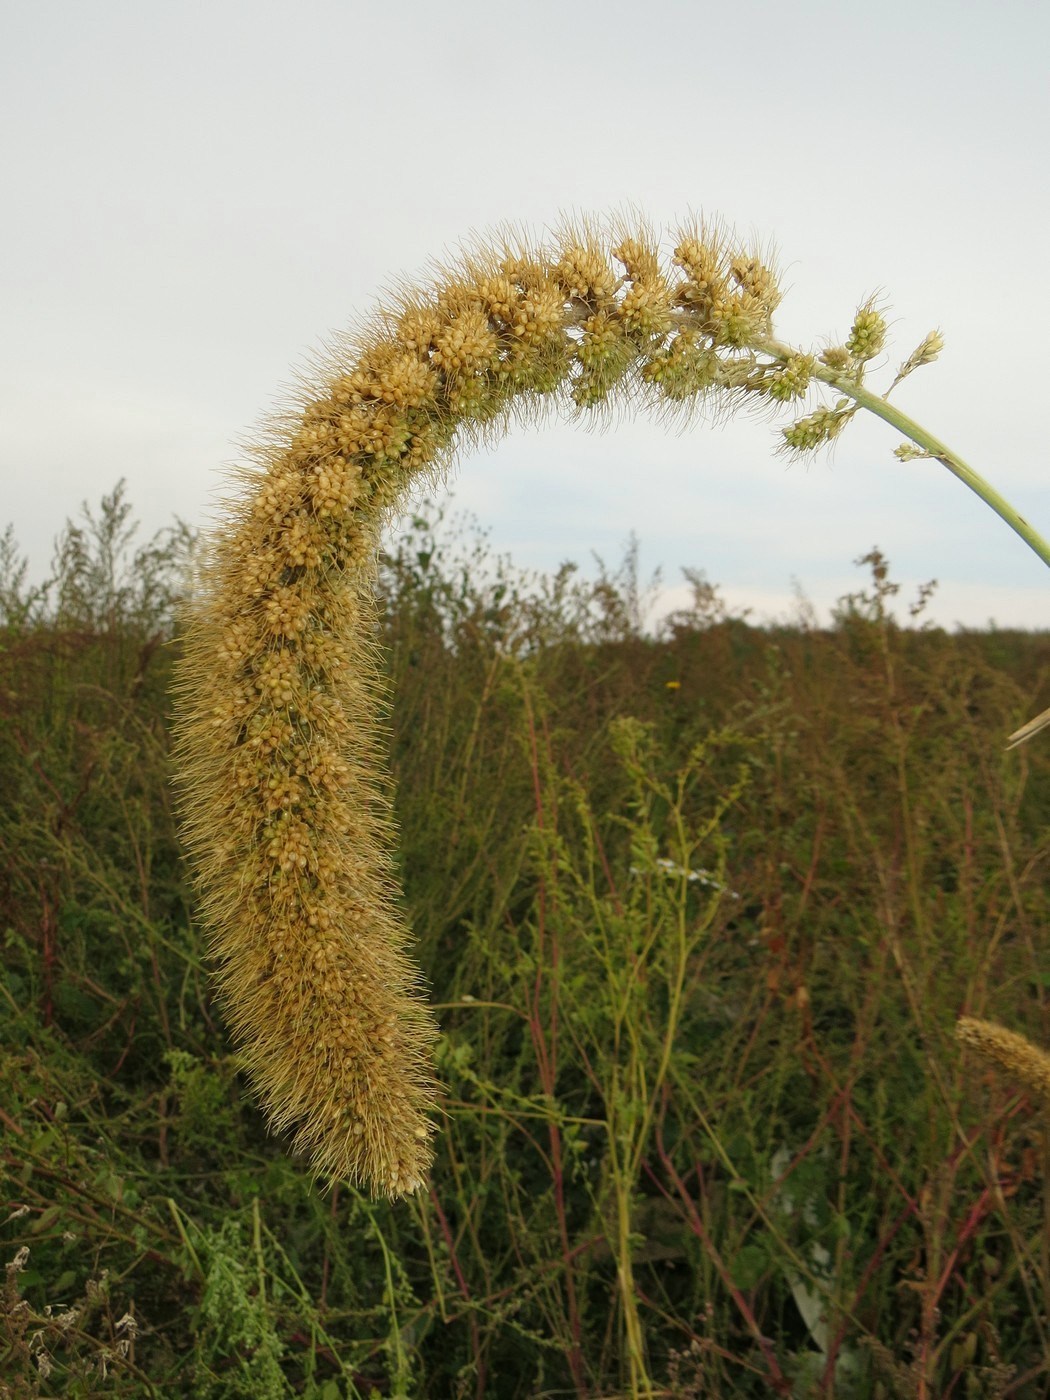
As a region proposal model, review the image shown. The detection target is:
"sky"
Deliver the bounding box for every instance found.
[4,0,1050,629]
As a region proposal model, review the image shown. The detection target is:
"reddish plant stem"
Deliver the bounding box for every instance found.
[39,881,55,1028]
[429,1185,486,1400]
[521,685,587,1397]
[650,1121,791,1394]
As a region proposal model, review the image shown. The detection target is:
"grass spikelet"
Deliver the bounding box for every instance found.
[956,1016,1050,1105]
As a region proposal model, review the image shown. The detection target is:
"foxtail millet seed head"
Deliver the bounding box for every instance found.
[175,215,933,1198]
[956,1016,1050,1106]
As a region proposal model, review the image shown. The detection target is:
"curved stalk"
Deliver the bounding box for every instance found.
[761,336,1050,572]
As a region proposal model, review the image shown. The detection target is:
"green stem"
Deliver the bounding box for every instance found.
[760,337,1050,573]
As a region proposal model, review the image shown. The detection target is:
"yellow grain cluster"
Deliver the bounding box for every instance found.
[172,218,785,1197]
[956,1016,1050,1106]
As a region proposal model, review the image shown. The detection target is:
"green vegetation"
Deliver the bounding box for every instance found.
[3,485,1050,1397]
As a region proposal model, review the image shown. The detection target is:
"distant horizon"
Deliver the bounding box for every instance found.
[7,477,1050,638]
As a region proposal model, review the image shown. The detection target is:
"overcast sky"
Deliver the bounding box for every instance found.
[4,0,1050,627]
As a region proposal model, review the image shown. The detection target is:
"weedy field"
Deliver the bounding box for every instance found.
[2,486,1050,1398]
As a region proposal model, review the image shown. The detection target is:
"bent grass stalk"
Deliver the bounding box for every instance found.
[173,214,1048,1199]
